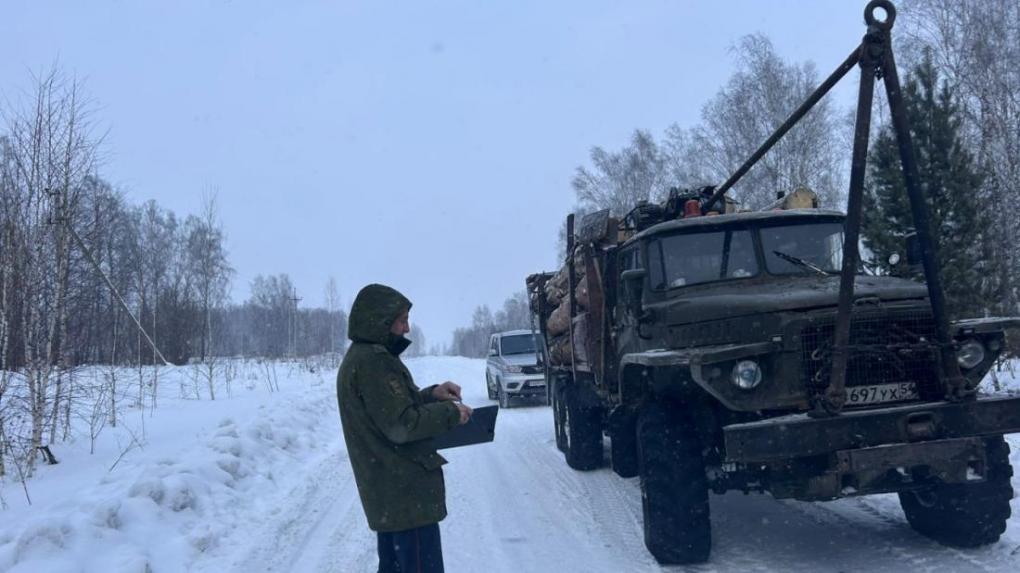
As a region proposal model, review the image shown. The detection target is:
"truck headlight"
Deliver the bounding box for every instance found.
[956,340,985,369]
[505,365,522,373]
[731,360,762,390]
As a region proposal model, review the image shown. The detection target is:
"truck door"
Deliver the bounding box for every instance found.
[616,245,644,354]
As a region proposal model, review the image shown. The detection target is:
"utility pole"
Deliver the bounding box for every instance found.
[47,188,169,366]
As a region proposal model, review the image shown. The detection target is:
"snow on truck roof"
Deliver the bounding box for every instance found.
[627,208,845,245]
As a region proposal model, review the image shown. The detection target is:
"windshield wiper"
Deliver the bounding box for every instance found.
[772,250,833,276]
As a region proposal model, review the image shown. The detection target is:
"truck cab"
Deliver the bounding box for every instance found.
[614,208,978,412]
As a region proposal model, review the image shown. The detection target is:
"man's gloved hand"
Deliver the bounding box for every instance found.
[431,381,462,402]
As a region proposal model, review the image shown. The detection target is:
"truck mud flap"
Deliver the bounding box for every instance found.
[723,396,1020,463]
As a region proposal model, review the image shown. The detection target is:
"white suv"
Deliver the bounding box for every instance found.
[485,330,547,408]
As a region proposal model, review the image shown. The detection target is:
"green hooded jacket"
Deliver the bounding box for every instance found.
[337,284,461,532]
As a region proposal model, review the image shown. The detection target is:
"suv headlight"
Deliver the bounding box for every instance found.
[731,360,762,390]
[505,365,522,373]
[956,340,985,370]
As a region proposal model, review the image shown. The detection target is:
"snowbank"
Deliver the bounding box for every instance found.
[0,361,338,573]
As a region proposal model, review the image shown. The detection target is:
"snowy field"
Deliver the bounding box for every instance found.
[1,357,1019,572]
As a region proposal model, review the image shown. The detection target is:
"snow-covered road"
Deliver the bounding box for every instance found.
[235,357,1020,573]
[2,357,1018,572]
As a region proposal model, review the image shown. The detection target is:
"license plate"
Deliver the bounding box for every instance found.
[846,382,918,406]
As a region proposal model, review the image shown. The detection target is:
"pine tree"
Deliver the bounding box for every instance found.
[861,53,989,319]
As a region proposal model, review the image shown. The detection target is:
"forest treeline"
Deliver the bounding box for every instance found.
[0,72,349,371]
[0,70,355,479]
[449,291,532,358]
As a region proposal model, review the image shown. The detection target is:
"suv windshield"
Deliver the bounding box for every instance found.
[761,222,844,275]
[500,334,537,355]
[650,229,758,289]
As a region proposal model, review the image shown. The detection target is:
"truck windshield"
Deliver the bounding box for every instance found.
[760,222,844,275]
[500,334,537,355]
[650,229,758,289]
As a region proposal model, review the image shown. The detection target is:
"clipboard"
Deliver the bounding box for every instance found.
[433,405,498,450]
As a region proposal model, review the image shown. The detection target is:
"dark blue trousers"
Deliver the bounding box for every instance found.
[377,522,444,573]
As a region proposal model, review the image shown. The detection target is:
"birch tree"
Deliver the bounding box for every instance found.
[1,68,101,474]
[324,276,341,360]
[186,193,232,362]
[573,130,670,216]
[570,34,848,220]
[665,34,848,210]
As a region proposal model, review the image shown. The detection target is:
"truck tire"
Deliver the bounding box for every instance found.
[898,435,1013,547]
[562,383,604,470]
[486,372,497,400]
[637,402,711,564]
[610,422,640,479]
[552,379,568,452]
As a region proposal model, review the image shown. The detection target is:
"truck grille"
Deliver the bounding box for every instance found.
[800,309,941,401]
[520,365,543,375]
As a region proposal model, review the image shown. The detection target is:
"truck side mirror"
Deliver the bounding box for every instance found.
[904,233,922,266]
[621,268,647,283]
[488,347,498,357]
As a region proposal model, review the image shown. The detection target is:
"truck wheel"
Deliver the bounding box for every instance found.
[610,421,639,478]
[637,402,711,564]
[486,373,497,400]
[552,379,568,452]
[898,435,1013,547]
[562,383,604,470]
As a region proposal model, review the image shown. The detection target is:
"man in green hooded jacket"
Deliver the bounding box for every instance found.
[338,283,472,573]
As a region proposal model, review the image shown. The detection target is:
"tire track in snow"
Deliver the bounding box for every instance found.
[443,404,645,572]
[231,449,374,572]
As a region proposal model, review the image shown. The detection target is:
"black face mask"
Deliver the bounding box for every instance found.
[385,333,412,356]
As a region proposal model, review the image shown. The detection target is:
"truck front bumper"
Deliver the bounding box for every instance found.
[724,395,1020,463]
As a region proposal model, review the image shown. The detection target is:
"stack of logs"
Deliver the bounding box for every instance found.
[542,247,589,366]
[528,209,629,368]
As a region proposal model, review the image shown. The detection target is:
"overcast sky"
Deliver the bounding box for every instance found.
[3,0,872,348]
